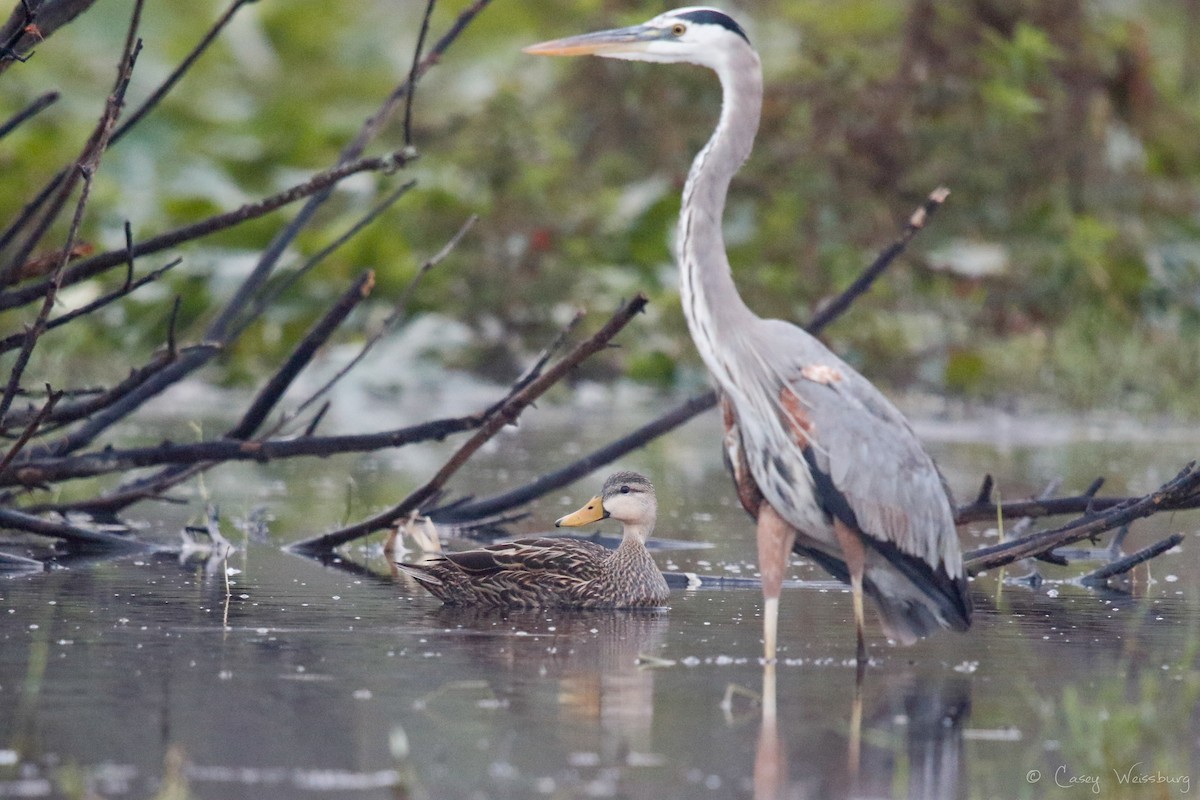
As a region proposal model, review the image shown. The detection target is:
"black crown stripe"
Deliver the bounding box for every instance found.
[677,9,750,44]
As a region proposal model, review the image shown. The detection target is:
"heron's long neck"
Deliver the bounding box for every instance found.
[678,49,763,385]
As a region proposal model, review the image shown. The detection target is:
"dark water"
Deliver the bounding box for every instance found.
[2,400,1199,799]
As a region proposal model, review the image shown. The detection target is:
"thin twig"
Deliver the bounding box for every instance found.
[0,90,57,139]
[3,344,217,433]
[6,413,491,489]
[808,187,949,332]
[1078,533,1184,585]
[111,0,252,145]
[230,270,376,440]
[0,256,184,356]
[0,27,143,418]
[235,181,418,341]
[0,385,61,472]
[0,151,412,311]
[286,213,475,422]
[404,0,437,147]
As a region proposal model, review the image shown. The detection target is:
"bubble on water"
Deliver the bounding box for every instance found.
[568,752,600,767]
[353,689,372,700]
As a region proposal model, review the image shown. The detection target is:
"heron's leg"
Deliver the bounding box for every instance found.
[833,519,868,664]
[757,504,797,663]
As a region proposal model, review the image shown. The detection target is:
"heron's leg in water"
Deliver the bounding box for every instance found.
[833,519,868,664]
[756,504,797,663]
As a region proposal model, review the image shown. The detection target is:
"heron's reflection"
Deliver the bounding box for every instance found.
[753,665,972,800]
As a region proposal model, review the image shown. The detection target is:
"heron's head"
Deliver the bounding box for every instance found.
[555,471,657,539]
[524,7,752,71]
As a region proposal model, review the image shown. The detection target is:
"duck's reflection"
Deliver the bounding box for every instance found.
[754,666,972,800]
[426,606,668,746]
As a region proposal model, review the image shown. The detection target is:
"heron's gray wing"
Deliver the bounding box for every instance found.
[780,365,971,631]
[779,362,962,579]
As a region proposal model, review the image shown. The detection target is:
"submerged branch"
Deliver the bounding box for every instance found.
[964,462,1200,574]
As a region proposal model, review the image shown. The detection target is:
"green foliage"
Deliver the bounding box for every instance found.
[4,1,1200,411]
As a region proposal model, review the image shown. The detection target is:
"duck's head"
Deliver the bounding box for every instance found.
[555,471,657,541]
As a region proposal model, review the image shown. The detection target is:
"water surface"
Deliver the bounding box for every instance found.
[2,397,1198,799]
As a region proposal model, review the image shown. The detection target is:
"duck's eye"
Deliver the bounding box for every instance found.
[670,23,686,37]
[620,485,630,494]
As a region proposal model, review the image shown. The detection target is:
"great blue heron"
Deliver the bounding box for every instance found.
[526,7,971,662]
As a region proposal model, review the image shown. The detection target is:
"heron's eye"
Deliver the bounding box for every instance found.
[670,23,686,37]
[620,485,630,494]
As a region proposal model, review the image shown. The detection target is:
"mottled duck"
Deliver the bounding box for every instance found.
[398,471,670,609]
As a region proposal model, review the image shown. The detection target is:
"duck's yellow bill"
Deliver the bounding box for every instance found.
[555,495,607,527]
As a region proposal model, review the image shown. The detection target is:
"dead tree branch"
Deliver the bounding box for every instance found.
[0,506,148,551]
[0,20,141,418]
[288,294,649,555]
[964,462,1200,573]
[0,151,411,303]
[1079,533,1184,585]
[0,90,57,139]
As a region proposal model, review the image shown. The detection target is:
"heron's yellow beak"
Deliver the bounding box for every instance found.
[555,495,608,527]
[524,25,659,58]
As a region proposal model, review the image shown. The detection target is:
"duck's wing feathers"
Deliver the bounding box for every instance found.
[442,537,610,579]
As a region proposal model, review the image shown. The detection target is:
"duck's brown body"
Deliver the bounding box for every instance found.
[401,535,669,609]
[399,472,670,610]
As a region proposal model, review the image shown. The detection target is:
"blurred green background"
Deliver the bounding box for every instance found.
[3,0,1200,413]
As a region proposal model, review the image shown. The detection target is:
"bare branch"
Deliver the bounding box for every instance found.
[808,186,949,333]
[1079,533,1184,585]
[0,90,57,139]
[0,258,184,356]
[233,270,377,440]
[285,213,475,423]
[0,384,61,472]
[0,25,142,417]
[4,413,490,488]
[964,462,1200,573]
[0,151,412,308]
[0,506,148,551]
[404,0,437,147]
[288,294,649,554]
